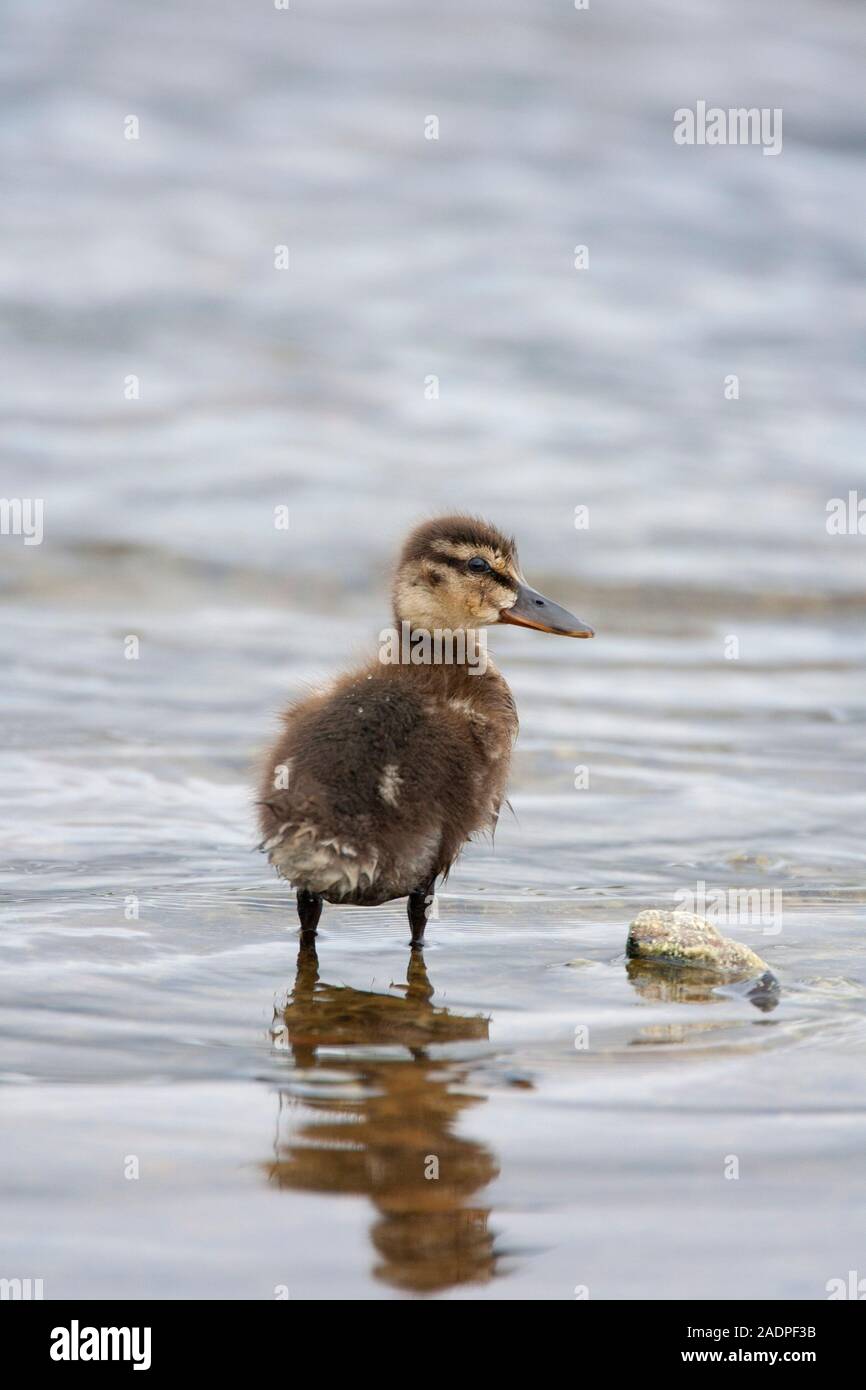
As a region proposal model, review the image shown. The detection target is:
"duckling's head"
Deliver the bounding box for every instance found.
[392,514,594,637]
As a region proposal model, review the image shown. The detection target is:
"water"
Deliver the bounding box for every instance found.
[1,0,865,1299]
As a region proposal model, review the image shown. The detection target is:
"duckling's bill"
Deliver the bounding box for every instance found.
[499,580,594,638]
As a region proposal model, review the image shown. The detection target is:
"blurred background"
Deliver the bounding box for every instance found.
[1,0,865,1301]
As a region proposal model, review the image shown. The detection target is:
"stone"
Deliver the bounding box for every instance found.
[626,909,770,977]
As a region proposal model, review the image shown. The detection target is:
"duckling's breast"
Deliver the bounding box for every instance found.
[260,663,517,904]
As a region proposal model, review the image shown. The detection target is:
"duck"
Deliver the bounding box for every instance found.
[258,515,594,946]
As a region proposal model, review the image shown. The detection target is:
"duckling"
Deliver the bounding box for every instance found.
[258,515,593,946]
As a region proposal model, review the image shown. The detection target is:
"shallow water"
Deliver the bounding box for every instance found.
[1,0,866,1299]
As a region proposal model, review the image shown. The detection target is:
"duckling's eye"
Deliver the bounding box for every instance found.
[467,556,490,574]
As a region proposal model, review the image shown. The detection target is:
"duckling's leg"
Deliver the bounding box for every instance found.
[407,879,436,948]
[296,888,323,939]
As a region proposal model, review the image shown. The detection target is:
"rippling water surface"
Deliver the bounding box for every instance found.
[1,0,865,1298]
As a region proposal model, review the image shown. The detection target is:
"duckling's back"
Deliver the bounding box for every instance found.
[258,659,516,906]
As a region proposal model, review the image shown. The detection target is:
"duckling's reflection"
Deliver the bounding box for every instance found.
[266,944,499,1293]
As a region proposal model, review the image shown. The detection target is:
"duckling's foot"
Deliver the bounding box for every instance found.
[296,888,323,940]
[407,881,435,948]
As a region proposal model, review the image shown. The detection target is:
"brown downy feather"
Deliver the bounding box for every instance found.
[258,657,517,905]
